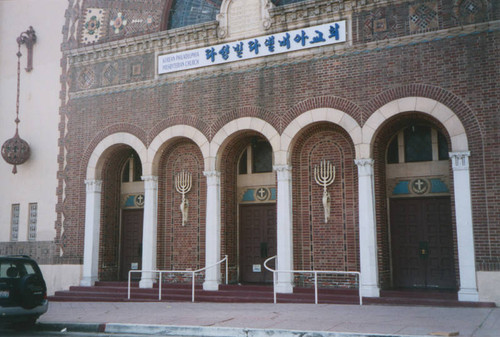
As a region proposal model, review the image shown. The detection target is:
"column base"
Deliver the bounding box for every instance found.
[80,276,97,287]
[203,280,220,291]
[275,281,294,294]
[360,284,380,298]
[458,288,479,302]
[139,278,155,289]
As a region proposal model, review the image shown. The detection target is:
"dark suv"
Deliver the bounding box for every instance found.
[0,256,48,326]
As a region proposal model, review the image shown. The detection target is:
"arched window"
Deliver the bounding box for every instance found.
[167,0,222,30]
[271,0,308,6]
[386,125,449,164]
[238,139,273,174]
[122,151,143,182]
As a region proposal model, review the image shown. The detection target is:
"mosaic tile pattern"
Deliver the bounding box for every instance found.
[409,2,439,32]
[78,68,95,89]
[102,63,119,86]
[79,0,163,47]
[81,8,106,44]
[360,7,403,42]
[458,0,488,24]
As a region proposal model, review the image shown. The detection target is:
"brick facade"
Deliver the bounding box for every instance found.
[34,0,499,295]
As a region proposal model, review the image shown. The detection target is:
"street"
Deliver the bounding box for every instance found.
[0,328,194,337]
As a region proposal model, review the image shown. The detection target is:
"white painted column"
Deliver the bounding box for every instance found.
[203,171,221,291]
[450,152,479,301]
[274,165,294,293]
[139,175,158,288]
[355,159,380,297]
[81,179,103,286]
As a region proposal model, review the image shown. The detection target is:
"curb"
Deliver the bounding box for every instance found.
[38,322,431,337]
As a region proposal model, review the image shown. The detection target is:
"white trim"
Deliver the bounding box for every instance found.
[281,108,362,164]
[147,125,209,175]
[86,133,147,180]
[211,117,279,171]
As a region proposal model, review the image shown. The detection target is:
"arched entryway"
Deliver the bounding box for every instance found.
[219,133,277,284]
[373,113,458,290]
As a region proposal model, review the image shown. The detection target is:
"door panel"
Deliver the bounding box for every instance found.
[390,197,456,289]
[120,209,144,281]
[239,204,276,283]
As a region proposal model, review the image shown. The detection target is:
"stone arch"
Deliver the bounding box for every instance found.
[210,117,280,171]
[86,132,147,180]
[363,96,469,156]
[282,107,362,164]
[147,125,209,176]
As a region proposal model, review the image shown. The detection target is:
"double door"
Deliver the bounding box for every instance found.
[120,209,143,281]
[239,204,276,283]
[390,197,456,289]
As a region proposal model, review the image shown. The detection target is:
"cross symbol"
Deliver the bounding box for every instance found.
[136,194,144,206]
[256,188,268,200]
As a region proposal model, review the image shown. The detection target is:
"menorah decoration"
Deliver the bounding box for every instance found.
[175,171,192,226]
[314,160,336,223]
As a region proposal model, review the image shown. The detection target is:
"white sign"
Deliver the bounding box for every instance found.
[253,264,262,273]
[158,20,346,74]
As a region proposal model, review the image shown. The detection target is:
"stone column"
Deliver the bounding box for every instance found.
[203,171,221,291]
[140,175,158,288]
[274,165,294,293]
[450,152,479,301]
[355,159,380,297]
[81,179,102,286]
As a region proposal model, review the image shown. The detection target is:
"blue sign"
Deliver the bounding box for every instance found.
[158,20,346,74]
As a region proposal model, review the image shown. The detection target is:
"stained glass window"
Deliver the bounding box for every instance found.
[167,0,222,30]
[404,125,432,162]
[252,141,273,173]
[271,0,308,6]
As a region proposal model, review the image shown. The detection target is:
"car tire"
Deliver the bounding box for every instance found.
[19,274,45,310]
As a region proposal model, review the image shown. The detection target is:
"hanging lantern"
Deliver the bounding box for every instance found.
[2,27,36,174]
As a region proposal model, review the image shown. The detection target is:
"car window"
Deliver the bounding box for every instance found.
[0,260,38,278]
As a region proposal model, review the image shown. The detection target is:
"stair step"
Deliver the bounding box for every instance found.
[48,282,495,307]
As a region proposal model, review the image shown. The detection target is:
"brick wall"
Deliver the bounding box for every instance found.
[55,1,500,280]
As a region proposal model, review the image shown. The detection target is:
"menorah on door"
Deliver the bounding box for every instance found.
[175,171,192,226]
[314,160,335,223]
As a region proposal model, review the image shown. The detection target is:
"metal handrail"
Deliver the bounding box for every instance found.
[127,255,228,302]
[263,255,362,305]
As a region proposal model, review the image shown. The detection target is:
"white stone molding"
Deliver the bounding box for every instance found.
[203,170,222,290]
[139,175,159,288]
[450,152,479,301]
[210,117,279,171]
[354,159,380,297]
[362,97,468,157]
[281,108,362,165]
[147,125,209,176]
[86,132,147,180]
[81,179,103,286]
[273,164,294,293]
[261,0,273,30]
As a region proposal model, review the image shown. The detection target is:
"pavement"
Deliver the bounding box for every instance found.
[36,301,500,337]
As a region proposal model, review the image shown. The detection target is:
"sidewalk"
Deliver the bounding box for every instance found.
[37,302,499,337]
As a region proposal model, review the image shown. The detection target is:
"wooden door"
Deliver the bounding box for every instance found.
[390,197,456,289]
[120,209,144,281]
[239,204,276,283]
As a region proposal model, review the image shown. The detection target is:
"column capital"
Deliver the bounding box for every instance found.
[449,151,470,171]
[355,158,374,176]
[141,175,158,190]
[203,170,221,178]
[273,165,292,181]
[203,170,221,186]
[85,179,102,193]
